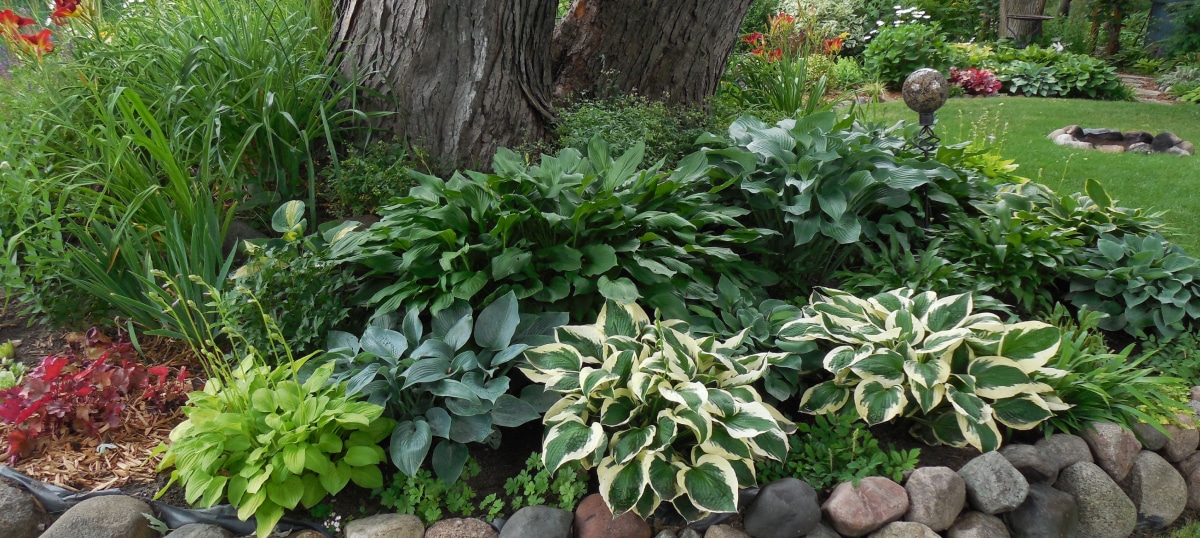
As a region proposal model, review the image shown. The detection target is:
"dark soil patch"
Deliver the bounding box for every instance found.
[0,296,71,368]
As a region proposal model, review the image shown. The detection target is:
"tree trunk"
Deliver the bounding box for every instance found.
[330,0,556,172]
[1105,5,1124,56]
[1001,0,1049,42]
[1058,0,1071,17]
[551,0,753,106]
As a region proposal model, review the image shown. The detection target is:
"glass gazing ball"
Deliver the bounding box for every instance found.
[902,68,949,114]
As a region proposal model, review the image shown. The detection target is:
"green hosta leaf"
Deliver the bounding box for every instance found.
[350,464,384,489]
[598,455,650,516]
[452,271,489,301]
[798,380,850,414]
[850,349,906,385]
[854,380,907,425]
[448,413,493,444]
[255,501,285,538]
[923,292,972,332]
[491,394,541,427]
[946,385,987,422]
[969,356,1044,400]
[598,276,641,303]
[433,440,471,484]
[492,248,533,280]
[544,419,606,472]
[267,475,304,510]
[611,426,657,465]
[1097,237,1126,261]
[581,244,619,276]
[678,455,739,514]
[390,421,432,476]
[282,445,306,475]
[476,291,520,350]
[996,321,1060,371]
[648,454,682,502]
[401,357,452,388]
[361,326,408,359]
[318,462,352,495]
[271,200,306,234]
[991,394,1053,430]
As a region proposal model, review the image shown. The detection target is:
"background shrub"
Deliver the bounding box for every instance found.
[553,95,712,168]
[862,23,951,88]
[320,141,421,217]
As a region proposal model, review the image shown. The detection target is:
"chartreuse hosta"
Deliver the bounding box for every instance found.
[521,301,795,521]
[783,288,1069,452]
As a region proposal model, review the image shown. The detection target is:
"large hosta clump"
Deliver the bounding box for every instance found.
[783,288,1068,452]
[521,301,795,521]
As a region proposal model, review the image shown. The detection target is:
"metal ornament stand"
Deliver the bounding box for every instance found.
[902,69,950,225]
[915,112,941,160]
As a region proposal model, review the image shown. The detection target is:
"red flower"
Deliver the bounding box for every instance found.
[741,31,764,45]
[19,29,54,56]
[0,9,35,38]
[51,0,82,25]
[823,36,844,55]
[771,13,795,26]
[768,48,782,62]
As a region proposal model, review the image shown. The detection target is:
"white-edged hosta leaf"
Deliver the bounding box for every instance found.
[722,402,780,439]
[908,381,946,414]
[677,455,739,514]
[598,454,650,516]
[958,411,1003,452]
[996,321,1061,371]
[580,367,620,396]
[659,381,708,410]
[923,292,973,332]
[543,419,605,472]
[968,356,1040,400]
[946,385,988,422]
[854,380,907,425]
[555,324,606,361]
[611,426,657,465]
[903,357,950,389]
[798,380,850,415]
[991,394,1053,430]
[648,453,682,502]
[885,309,925,346]
[918,328,971,355]
[545,394,591,425]
[822,345,861,374]
[698,426,753,460]
[850,349,906,385]
[523,343,586,375]
[600,392,639,427]
[674,408,713,443]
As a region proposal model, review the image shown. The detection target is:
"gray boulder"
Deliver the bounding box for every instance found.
[957,451,1029,515]
[1191,386,1200,402]
[947,512,1010,538]
[1124,450,1187,530]
[1082,128,1123,141]
[1000,444,1057,485]
[41,495,158,538]
[655,531,678,538]
[1123,131,1154,145]
[742,478,821,538]
[1035,434,1093,472]
[822,477,909,537]
[1152,132,1184,152]
[681,530,703,538]
[1054,462,1136,538]
[1001,483,1079,538]
[501,506,572,538]
[705,525,751,538]
[1080,421,1141,482]
[804,523,841,538]
[904,466,965,531]
[868,521,939,538]
[1132,422,1169,451]
[168,524,234,538]
[426,518,499,538]
[1182,462,1200,510]
[345,514,424,538]
[0,480,47,538]
[1127,142,1154,154]
[1179,141,1196,155]
[1161,414,1200,462]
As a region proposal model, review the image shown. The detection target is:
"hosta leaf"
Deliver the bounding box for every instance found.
[581,244,619,276]
[919,328,971,355]
[556,325,605,360]
[361,326,409,359]
[598,455,650,516]
[601,394,639,427]
[969,356,1041,400]
[402,357,453,389]
[544,419,605,472]
[798,380,850,415]
[923,292,972,332]
[611,426,657,465]
[432,440,471,484]
[946,385,987,422]
[598,275,641,303]
[492,248,533,280]
[996,321,1060,371]
[678,455,739,514]
[850,349,906,385]
[524,343,585,375]
[648,454,682,501]
[991,394,1053,430]
[722,402,778,438]
[908,381,946,414]
[475,291,520,350]
[318,462,351,495]
[267,475,304,510]
[903,357,950,389]
[448,413,493,444]
[854,380,907,426]
[491,394,541,427]
[390,421,432,476]
[958,412,1003,452]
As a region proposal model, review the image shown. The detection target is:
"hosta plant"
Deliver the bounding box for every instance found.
[521,301,795,521]
[782,287,1068,452]
[155,356,393,538]
[1067,233,1200,339]
[310,291,564,483]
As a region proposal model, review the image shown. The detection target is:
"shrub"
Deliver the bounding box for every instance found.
[0,329,190,463]
[1140,330,1200,385]
[757,413,920,491]
[998,60,1065,97]
[319,141,420,218]
[310,291,564,483]
[1067,233,1200,340]
[949,67,1002,96]
[701,112,967,289]
[830,57,868,89]
[862,23,950,88]
[1165,0,1200,56]
[521,300,795,521]
[783,287,1067,452]
[335,141,776,322]
[553,95,712,169]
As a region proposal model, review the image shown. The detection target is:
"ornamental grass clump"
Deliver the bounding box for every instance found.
[522,300,795,521]
[783,287,1068,452]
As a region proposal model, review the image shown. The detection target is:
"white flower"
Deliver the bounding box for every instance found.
[923,14,931,19]
[877,20,885,26]
[894,5,902,9]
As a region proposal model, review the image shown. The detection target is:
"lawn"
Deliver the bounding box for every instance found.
[866,97,1200,253]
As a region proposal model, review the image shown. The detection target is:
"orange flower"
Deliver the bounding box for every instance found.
[19,29,54,56]
[741,31,764,45]
[768,48,782,62]
[823,36,844,55]
[51,0,83,25]
[0,9,35,38]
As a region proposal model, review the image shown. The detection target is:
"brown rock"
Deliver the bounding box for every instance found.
[1124,131,1154,145]
[575,494,651,538]
[904,466,966,531]
[1183,462,1200,510]
[1096,145,1125,153]
[1162,414,1200,462]
[0,480,46,538]
[1179,451,1200,477]
[947,511,1010,538]
[1063,125,1083,137]
[1179,141,1196,155]
[1153,132,1184,152]
[1190,386,1200,402]
[1080,421,1141,482]
[869,521,940,537]
[425,518,499,538]
[823,477,910,537]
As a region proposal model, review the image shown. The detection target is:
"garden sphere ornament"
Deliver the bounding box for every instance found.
[902,68,948,160]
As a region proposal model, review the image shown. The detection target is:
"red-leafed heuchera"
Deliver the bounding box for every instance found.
[0,329,191,464]
[950,67,1002,96]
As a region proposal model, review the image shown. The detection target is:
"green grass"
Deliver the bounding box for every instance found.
[864,97,1200,253]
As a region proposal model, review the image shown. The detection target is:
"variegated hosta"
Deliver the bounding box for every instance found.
[521,300,795,522]
[783,288,1069,452]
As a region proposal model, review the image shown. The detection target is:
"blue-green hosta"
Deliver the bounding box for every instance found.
[783,288,1068,452]
[521,301,795,521]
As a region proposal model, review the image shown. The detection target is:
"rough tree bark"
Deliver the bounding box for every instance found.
[330,0,557,171]
[1058,0,1072,17]
[1001,0,1050,42]
[551,0,753,106]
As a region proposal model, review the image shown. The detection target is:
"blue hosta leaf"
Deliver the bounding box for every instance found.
[491,394,541,427]
[390,420,432,476]
[432,440,471,484]
[360,326,408,359]
[476,291,520,350]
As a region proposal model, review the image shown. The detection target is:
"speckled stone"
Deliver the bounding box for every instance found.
[902,69,949,114]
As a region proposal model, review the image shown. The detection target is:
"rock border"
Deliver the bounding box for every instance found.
[1048,125,1195,156]
[6,390,1200,538]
